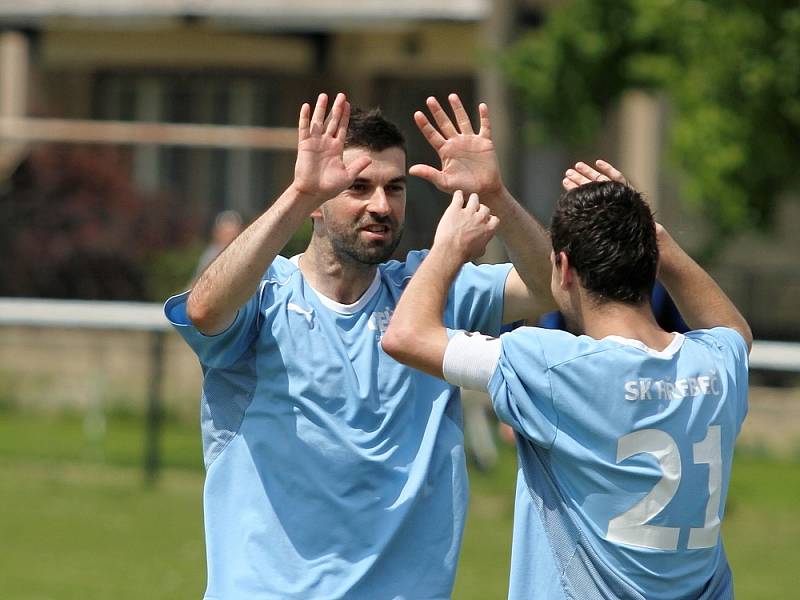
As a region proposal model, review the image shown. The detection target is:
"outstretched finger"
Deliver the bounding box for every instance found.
[448,94,474,135]
[335,100,351,139]
[345,155,372,180]
[409,163,446,190]
[324,93,346,136]
[595,160,628,185]
[298,103,311,142]
[426,96,459,138]
[414,111,446,151]
[562,177,580,191]
[487,215,500,234]
[478,103,492,139]
[310,93,328,135]
[465,192,480,211]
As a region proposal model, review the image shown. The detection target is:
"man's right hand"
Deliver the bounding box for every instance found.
[187,92,370,335]
[432,191,499,265]
[291,92,372,206]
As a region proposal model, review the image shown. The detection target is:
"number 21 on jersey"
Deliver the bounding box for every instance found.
[606,426,722,551]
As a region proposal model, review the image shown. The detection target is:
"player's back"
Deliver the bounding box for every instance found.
[490,326,749,600]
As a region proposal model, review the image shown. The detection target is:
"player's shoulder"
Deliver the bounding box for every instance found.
[684,327,748,353]
[502,326,608,368]
[684,327,749,364]
[263,254,301,286]
[379,249,429,286]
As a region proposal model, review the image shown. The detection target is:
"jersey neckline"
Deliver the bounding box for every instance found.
[604,332,685,358]
[289,254,382,315]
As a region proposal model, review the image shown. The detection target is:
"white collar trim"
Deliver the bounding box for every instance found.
[290,254,382,315]
[604,332,685,358]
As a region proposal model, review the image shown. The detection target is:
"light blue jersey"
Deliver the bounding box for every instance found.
[488,327,748,600]
[165,250,511,600]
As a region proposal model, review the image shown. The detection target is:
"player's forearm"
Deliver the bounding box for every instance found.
[657,230,752,349]
[487,187,556,313]
[187,185,321,335]
[382,246,457,379]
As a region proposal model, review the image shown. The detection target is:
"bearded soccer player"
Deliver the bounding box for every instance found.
[165,92,554,599]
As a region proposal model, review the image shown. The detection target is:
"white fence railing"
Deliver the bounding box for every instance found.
[0,297,798,484]
[748,340,800,372]
[3,297,798,369]
[0,297,170,483]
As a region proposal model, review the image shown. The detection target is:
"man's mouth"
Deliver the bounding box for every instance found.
[360,223,392,240]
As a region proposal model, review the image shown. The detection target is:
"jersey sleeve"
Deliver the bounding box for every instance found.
[487,328,559,448]
[699,326,750,430]
[164,287,262,368]
[449,259,513,336]
[163,255,297,368]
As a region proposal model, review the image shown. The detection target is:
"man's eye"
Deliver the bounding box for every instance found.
[387,185,405,194]
[350,183,367,192]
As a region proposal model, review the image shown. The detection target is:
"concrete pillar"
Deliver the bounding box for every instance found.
[617,90,662,210]
[0,31,28,118]
[478,0,517,264]
[0,31,30,179]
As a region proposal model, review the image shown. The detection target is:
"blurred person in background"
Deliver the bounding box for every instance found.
[193,209,244,282]
[165,92,555,599]
[383,160,751,600]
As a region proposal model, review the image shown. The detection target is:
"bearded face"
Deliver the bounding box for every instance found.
[315,146,407,266]
[321,205,404,265]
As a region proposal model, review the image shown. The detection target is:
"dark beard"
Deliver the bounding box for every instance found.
[331,225,404,265]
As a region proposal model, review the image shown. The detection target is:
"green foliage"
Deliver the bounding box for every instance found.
[506,0,800,239]
[146,242,203,301]
[280,218,313,258]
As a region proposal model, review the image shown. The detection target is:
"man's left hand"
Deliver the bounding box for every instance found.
[410,94,504,205]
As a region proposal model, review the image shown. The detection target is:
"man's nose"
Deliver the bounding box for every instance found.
[367,188,391,216]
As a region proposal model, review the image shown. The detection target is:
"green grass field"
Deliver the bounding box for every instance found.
[0,412,797,599]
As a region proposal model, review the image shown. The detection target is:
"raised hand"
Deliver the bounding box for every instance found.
[293,92,371,203]
[433,191,500,263]
[562,159,629,191]
[410,94,503,203]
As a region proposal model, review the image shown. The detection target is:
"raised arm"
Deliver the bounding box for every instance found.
[410,94,555,323]
[187,93,371,335]
[656,225,752,350]
[381,191,498,378]
[564,159,752,351]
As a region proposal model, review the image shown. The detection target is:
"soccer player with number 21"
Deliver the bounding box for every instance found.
[383,160,751,600]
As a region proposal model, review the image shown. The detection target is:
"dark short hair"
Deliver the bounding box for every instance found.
[346,108,406,154]
[550,181,658,305]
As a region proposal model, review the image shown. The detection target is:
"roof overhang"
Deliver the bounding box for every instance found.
[0,0,490,30]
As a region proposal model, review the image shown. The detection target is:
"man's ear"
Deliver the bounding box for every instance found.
[557,251,573,290]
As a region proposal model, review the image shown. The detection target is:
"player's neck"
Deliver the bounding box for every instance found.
[582,301,675,352]
[299,243,379,305]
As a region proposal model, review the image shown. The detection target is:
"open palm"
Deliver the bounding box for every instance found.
[410,95,502,200]
[293,93,370,202]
